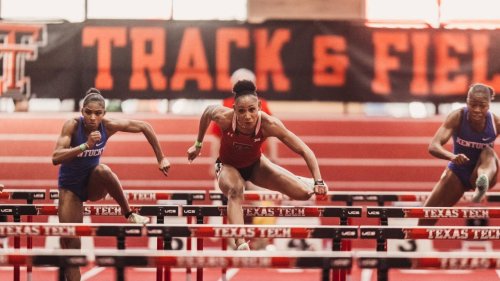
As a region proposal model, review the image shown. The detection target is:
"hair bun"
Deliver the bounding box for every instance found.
[233,80,256,94]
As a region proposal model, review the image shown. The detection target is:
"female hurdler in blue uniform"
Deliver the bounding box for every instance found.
[420,83,499,225]
[52,88,170,281]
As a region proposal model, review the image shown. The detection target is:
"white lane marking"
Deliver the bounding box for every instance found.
[81,266,106,281]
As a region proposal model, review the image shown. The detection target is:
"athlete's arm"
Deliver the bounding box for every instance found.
[187,105,229,162]
[429,109,469,165]
[105,118,170,176]
[52,119,83,165]
[264,116,323,181]
[493,113,500,137]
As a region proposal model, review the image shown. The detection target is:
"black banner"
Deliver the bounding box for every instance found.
[3,20,500,102]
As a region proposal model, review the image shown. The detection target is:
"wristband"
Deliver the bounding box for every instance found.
[194,140,203,149]
[314,179,325,185]
[79,143,88,152]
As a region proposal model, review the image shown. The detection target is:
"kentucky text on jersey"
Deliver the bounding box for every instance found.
[456,137,494,149]
[78,147,105,157]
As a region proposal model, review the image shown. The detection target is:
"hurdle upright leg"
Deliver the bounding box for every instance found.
[196,214,204,281]
[157,215,164,281]
[377,215,388,281]
[27,198,33,281]
[58,267,66,281]
[13,213,20,281]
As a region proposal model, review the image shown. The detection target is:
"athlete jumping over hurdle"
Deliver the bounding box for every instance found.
[52,88,170,281]
[420,83,499,225]
[187,80,328,250]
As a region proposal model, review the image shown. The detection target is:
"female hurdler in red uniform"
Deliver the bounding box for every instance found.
[187,80,328,250]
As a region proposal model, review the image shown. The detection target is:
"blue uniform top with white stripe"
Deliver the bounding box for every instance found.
[58,116,108,200]
[448,107,497,188]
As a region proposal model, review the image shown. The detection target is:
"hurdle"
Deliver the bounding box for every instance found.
[0,203,178,281]
[182,205,360,281]
[210,190,500,205]
[95,249,353,281]
[0,249,87,281]
[50,189,206,281]
[357,251,500,281]
[360,225,500,281]
[0,189,47,281]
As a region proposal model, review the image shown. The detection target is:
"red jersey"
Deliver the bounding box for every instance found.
[219,112,266,168]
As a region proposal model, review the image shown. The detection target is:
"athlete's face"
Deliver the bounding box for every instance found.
[467,91,490,122]
[81,101,105,131]
[233,95,261,131]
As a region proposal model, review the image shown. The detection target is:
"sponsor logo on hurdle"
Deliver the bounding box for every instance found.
[360,230,376,237]
[163,208,177,215]
[347,210,361,216]
[213,227,293,238]
[96,257,116,266]
[0,208,13,214]
[331,258,351,267]
[359,258,378,267]
[183,209,196,215]
[33,193,44,199]
[440,258,493,269]
[340,230,357,238]
[66,257,87,266]
[124,228,141,235]
[192,194,204,200]
[367,210,380,216]
[147,228,162,235]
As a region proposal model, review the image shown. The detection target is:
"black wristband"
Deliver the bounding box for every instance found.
[314,179,325,185]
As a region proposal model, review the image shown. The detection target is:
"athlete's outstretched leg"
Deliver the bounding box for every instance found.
[251,156,312,201]
[472,146,499,202]
[87,164,149,223]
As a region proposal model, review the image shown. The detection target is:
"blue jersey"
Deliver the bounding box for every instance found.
[58,117,108,200]
[448,107,497,188]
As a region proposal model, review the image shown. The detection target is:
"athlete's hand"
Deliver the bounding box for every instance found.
[451,154,469,165]
[309,179,328,200]
[158,157,170,176]
[187,145,201,163]
[86,130,101,148]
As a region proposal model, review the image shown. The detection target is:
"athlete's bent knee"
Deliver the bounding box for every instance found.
[226,185,244,200]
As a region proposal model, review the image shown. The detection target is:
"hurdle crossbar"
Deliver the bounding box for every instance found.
[147,224,358,239]
[367,206,500,219]
[360,226,500,240]
[0,249,87,281]
[209,190,500,204]
[0,223,143,237]
[49,189,207,202]
[357,251,500,270]
[0,204,179,216]
[0,189,46,200]
[181,205,362,217]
